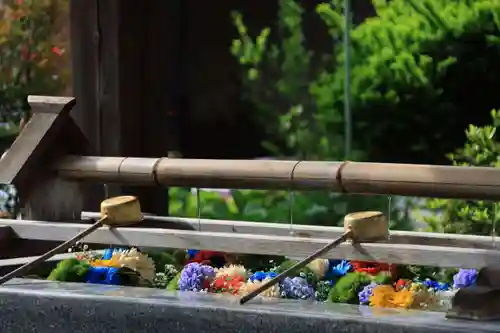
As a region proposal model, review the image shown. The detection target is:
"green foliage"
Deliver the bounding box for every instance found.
[231,0,500,166]
[169,187,414,230]
[166,272,181,291]
[329,0,500,163]
[328,271,371,304]
[228,0,419,230]
[423,110,500,236]
[372,271,393,285]
[47,258,89,282]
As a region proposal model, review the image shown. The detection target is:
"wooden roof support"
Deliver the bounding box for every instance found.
[0,95,91,222]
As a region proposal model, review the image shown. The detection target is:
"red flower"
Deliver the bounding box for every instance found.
[395,279,411,291]
[52,47,64,56]
[211,274,245,294]
[187,250,227,267]
[17,0,23,6]
[351,260,397,278]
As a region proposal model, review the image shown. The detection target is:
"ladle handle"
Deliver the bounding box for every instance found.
[239,231,351,305]
[0,218,106,285]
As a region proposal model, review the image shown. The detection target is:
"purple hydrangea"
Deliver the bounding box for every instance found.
[280,277,315,300]
[178,263,216,292]
[358,282,378,304]
[453,268,477,289]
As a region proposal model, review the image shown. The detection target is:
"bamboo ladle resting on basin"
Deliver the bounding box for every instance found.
[239,211,389,304]
[0,195,143,285]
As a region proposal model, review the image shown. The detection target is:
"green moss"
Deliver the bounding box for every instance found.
[328,272,371,304]
[47,258,89,282]
[373,271,393,285]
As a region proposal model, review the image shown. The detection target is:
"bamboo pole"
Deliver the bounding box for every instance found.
[55,155,500,200]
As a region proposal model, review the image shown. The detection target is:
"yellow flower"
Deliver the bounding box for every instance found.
[90,248,156,282]
[216,265,247,279]
[391,289,414,308]
[307,259,329,279]
[90,258,121,268]
[369,285,396,307]
[370,285,415,309]
[239,278,281,298]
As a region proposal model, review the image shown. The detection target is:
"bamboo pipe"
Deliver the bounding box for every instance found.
[54,155,500,200]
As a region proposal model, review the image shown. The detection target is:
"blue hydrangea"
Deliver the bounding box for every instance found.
[328,260,352,278]
[187,249,200,259]
[358,282,378,304]
[86,267,121,285]
[280,277,315,300]
[249,271,277,282]
[453,268,477,289]
[422,278,450,291]
[178,262,216,292]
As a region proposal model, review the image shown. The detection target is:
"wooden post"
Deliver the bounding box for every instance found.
[0,96,90,258]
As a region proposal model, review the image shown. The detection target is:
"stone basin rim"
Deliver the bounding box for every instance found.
[0,279,499,332]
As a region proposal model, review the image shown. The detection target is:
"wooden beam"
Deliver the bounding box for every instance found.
[2,220,499,269]
[0,251,104,268]
[81,213,499,250]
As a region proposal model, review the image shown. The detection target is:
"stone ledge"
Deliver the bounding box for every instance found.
[0,279,498,333]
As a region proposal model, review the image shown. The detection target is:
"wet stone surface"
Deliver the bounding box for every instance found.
[0,279,499,333]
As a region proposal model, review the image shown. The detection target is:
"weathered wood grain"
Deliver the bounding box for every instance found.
[2,219,500,269]
[81,213,500,249]
[0,251,104,267]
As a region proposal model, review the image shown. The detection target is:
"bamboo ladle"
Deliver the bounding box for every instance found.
[0,195,142,284]
[240,211,389,304]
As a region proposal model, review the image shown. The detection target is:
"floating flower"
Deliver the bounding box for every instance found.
[187,250,227,268]
[249,271,277,282]
[390,289,415,308]
[394,279,411,291]
[178,262,216,292]
[307,259,330,279]
[453,268,477,289]
[328,260,352,278]
[369,285,396,307]
[409,281,425,293]
[359,282,378,304]
[86,266,121,285]
[369,284,415,309]
[187,249,200,259]
[240,278,281,298]
[315,280,334,301]
[211,274,245,294]
[351,261,396,278]
[422,278,450,292]
[216,265,247,279]
[280,277,315,300]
